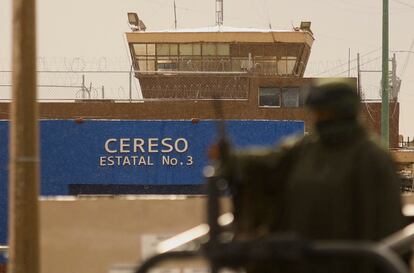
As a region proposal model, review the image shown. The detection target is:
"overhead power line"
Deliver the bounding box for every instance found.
[392,0,414,9]
[315,47,381,76]
[333,55,382,76]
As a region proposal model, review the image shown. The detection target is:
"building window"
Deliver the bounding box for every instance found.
[133,44,147,56]
[282,87,299,107]
[156,44,178,56]
[179,44,202,56]
[259,87,281,107]
[147,44,155,56]
[202,44,217,56]
[157,60,177,71]
[277,56,297,75]
[156,44,170,55]
[217,44,230,56]
[133,44,155,56]
[180,44,193,55]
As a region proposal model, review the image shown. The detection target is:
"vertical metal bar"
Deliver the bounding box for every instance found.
[381,0,389,148]
[348,48,351,77]
[82,74,86,99]
[88,83,92,99]
[391,53,396,100]
[357,53,361,96]
[102,85,105,99]
[129,64,133,102]
[9,0,40,272]
[174,0,177,29]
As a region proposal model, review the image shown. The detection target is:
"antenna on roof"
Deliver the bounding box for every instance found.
[215,0,223,26]
[174,0,177,29]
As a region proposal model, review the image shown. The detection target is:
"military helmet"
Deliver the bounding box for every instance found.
[305,79,361,119]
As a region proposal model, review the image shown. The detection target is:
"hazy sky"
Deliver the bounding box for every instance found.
[1,0,414,135]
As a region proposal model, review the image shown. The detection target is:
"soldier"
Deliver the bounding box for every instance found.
[217,79,407,271]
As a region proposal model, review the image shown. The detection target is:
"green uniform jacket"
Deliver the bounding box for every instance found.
[223,120,406,272]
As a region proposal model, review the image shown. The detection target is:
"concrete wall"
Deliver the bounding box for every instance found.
[0,194,411,273]
[38,194,414,273]
[39,196,225,273]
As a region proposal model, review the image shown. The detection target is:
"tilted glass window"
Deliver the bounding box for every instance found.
[180,44,193,55]
[147,44,155,55]
[277,56,297,75]
[170,44,178,55]
[193,44,201,55]
[217,44,230,56]
[259,87,281,107]
[156,44,178,56]
[133,44,147,56]
[202,44,216,56]
[179,44,202,56]
[147,58,156,71]
[157,44,170,55]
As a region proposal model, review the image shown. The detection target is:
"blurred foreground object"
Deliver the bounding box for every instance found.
[9,0,40,272]
[219,78,407,271]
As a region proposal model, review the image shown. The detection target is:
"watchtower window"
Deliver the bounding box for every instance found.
[217,44,230,56]
[156,44,178,56]
[133,44,155,56]
[259,87,281,107]
[180,44,201,55]
[202,44,216,56]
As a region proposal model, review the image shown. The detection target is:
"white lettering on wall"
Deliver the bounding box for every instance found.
[134,138,145,153]
[104,138,117,153]
[119,138,130,153]
[100,137,193,167]
[175,138,188,153]
[161,138,173,152]
[148,138,159,153]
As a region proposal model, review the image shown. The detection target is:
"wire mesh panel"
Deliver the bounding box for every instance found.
[138,74,249,99]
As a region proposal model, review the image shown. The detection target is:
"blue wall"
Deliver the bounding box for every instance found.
[0,120,304,247]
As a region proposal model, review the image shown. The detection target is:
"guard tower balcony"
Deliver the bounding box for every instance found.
[126,25,314,99]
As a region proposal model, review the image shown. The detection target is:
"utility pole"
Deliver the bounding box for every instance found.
[9,1,40,273]
[381,0,389,148]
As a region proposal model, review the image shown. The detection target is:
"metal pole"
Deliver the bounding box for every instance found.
[381,0,389,148]
[348,48,351,77]
[82,75,86,99]
[357,53,361,96]
[174,0,177,29]
[391,53,396,100]
[129,64,133,102]
[9,0,40,273]
[102,85,105,99]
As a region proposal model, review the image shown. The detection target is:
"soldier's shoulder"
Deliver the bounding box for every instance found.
[359,133,394,161]
[278,133,314,151]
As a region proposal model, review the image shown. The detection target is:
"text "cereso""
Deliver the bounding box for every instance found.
[104,137,189,154]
